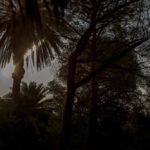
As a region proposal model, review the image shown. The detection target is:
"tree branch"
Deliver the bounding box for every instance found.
[75,38,148,88]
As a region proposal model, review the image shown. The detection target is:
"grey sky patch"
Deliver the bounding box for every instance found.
[0,64,13,96]
[0,60,59,96]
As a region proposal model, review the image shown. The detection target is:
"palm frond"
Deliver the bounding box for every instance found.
[0,0,63,70]
[20,81,48,104]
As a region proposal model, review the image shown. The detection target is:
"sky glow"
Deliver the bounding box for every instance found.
[0,60,58,96]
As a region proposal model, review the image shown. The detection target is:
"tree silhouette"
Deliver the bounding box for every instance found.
[0,0,63,98]
[59,0,150,149]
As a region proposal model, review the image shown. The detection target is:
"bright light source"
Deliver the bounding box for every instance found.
[24,44,37,58]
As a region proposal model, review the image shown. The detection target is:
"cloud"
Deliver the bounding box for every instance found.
[1,64,13,78]
[0,75,12,96]
[0,64,13,96]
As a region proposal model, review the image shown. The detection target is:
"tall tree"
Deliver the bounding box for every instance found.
[59,0,150,149]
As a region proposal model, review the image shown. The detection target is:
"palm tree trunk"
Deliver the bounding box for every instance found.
[59,55,76,150]
[12,57,25,98]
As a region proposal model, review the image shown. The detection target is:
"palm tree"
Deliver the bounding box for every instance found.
[0,0,63,98]
[16,81,48,112]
